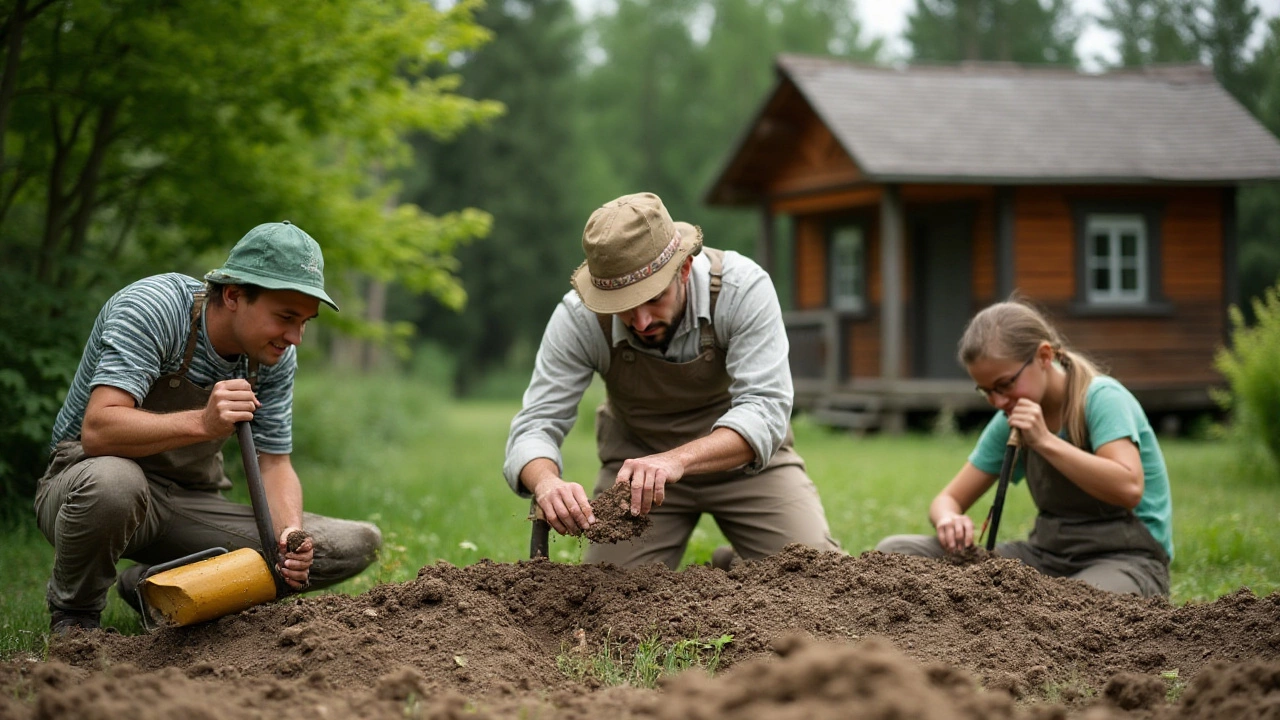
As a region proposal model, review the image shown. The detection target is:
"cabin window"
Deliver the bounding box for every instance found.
[828,225,865,312]
[1084,214,1147,304]
[1070,201,1169,317]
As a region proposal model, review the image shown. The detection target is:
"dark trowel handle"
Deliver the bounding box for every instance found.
[237,422,288,594]
[985,428,1021,552]
[530,500,551,559]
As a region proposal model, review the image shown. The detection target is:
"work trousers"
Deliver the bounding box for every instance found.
[35,441,382,613]
[584,460,840,569]
[875,533,1169,598]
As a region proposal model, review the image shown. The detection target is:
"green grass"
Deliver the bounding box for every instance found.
[556,630,733,688]
[3,371,1278,658]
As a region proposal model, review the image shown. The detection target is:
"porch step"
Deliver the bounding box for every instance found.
[803,394,885,430]
[807,407,880,430]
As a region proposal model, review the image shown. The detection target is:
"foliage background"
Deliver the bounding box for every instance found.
[2,0,1279,508]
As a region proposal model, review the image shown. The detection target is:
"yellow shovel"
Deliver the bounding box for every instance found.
[132,423,286,628]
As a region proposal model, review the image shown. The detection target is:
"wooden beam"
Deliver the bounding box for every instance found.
[1222,185,1238,347]
[996,186,1014,299]
[880,184,904,382]
[757,202,775,276]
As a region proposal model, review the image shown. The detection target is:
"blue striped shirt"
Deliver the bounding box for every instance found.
[50,273,295,455]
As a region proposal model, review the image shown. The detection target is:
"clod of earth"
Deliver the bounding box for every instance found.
[583,482,652,544]
[286,530,311,554]
[2,546,1278,719]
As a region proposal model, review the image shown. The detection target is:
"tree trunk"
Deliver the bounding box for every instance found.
[60,100,120,288]
[361,279,387,371]
[0,0,29,180]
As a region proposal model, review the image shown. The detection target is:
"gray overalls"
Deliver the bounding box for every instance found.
[583,249,840,569]
[35,291,381,614]
[878,443,1170,597]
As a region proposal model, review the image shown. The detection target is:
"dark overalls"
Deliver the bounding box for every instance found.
[583,249,839,569]
[878,444,1170,597]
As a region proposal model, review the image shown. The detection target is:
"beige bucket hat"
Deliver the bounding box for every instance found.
[570,193,703,314]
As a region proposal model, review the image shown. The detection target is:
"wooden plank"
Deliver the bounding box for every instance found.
[794,217,826,310]
[771,186,882,215]
[766,111,863,197]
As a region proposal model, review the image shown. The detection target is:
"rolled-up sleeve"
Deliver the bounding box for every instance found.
[711,264,793,472]
[503,299,599,496]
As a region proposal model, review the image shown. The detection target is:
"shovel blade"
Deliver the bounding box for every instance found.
[141,547,277,627]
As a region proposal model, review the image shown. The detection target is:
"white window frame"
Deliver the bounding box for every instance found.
[1084,213,1148,305]
[829,224,864,312]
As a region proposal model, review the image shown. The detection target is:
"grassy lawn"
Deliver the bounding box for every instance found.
[2,371,1277,658]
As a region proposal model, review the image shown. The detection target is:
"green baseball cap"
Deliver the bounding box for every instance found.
[204,221,339,312]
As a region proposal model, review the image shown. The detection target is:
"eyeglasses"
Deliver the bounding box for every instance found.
[975,356,1034,398]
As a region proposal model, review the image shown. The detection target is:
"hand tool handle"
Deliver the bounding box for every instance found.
[530,500,550,559]
[985,428,1021,552]
[238,422,286,591]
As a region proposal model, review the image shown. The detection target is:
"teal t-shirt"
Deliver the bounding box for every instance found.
[967,376,1174,560]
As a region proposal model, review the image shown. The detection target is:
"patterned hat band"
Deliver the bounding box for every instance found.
[590,232,681,291]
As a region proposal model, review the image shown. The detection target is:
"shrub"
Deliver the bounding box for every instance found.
[1214,282,1280,480]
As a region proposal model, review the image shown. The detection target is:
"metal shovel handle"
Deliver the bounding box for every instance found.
[237,422,287,593]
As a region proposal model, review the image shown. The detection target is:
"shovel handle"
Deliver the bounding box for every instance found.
[237,422,284,590]
[530,500,550,559]
[984,428,1022,552]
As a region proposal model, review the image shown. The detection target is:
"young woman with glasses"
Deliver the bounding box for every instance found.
[876,300,1173,597]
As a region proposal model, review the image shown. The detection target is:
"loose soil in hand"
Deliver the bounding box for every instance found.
[2,546,1278,719]
[583,482,652,544]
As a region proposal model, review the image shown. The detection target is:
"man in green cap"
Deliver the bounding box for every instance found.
[35,221,382,634]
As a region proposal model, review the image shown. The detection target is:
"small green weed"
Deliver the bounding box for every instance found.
[1161,669,1186,703]
[1040,669,1096,705]
[556,629,733,689]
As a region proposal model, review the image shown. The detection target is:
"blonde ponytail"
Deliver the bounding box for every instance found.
[958,300,1101,448]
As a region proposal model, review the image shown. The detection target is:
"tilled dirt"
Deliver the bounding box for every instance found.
[2,546,1278,719]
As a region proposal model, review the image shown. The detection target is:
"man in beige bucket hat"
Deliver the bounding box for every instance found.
[504,193,840,568]
[35,222,381,633]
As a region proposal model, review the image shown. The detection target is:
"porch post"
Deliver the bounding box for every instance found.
[757,202,775,275]
[996,186,1014,299]
[880,184,905,433]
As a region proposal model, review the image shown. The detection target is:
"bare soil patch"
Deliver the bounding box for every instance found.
[2,546,1278,719]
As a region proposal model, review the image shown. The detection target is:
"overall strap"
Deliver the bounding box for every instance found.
[178,291,208,377]
[699,248,725,354]
[596,313,614,346]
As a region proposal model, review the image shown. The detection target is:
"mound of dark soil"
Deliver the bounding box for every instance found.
[2,547,1278,719]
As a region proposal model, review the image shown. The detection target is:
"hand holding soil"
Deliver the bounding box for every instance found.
[583,482,652,544]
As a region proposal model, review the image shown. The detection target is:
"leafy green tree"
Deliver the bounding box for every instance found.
[1185,0,1262,105]
[1237,17,1280,319]
[404,0,586,395]
[1095,0,1199,65]
[0,0,501,505]
[581,0,880,259]
[905,0,1081,65]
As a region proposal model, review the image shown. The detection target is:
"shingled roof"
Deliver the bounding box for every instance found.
[707,55,1280,204]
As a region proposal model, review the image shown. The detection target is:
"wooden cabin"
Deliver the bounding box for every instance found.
[706,56,1280,432]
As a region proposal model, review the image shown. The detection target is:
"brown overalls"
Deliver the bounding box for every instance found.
[583,249,840,569]
[35,291,381,614]
[877,443,1170,597]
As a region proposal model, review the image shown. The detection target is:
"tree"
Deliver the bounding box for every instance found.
[1095,0,1199,65]
[581,0,880,258]
[404,0,587,395]
[1237,16,1280,319]
[905,0,1081,65]
[0,0,502,505]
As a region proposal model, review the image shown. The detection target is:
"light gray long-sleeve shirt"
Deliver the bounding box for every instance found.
[503,249,794,496]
